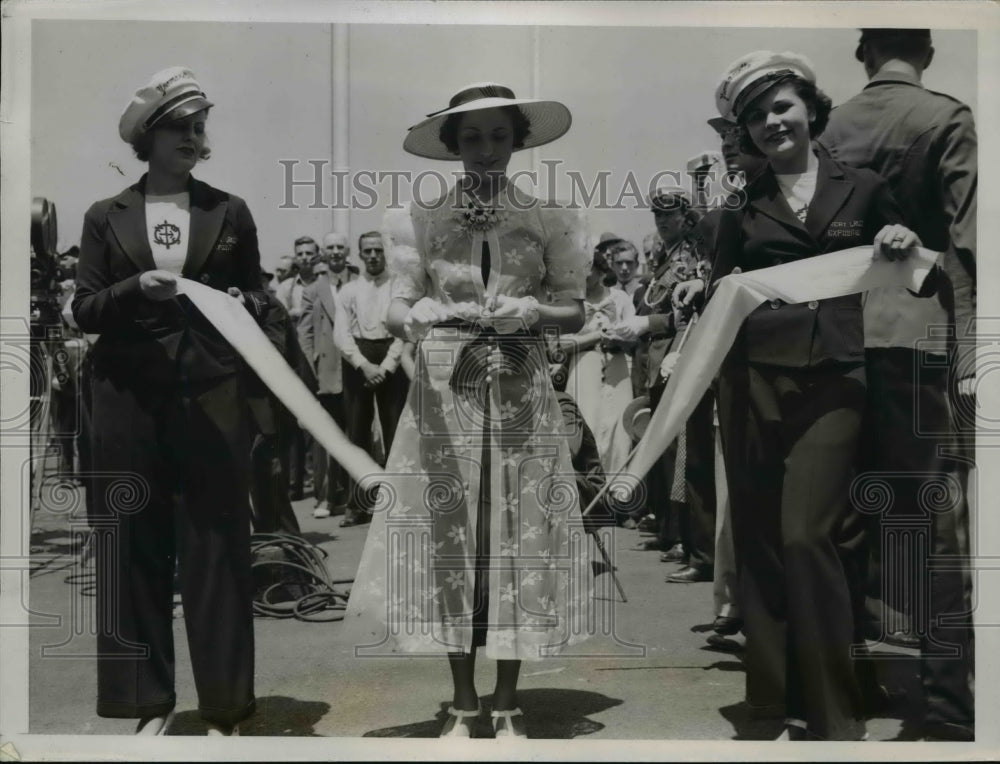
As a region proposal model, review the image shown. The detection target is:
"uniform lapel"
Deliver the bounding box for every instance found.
[183,178,227,277]
[317,274,338,324]
[804,153,854,243]
[748,169,811,238]
[107,178,156,272]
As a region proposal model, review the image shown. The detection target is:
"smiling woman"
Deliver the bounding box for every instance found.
[670,50,924,742]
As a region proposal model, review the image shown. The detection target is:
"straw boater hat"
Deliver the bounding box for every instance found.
[402,82,573,160]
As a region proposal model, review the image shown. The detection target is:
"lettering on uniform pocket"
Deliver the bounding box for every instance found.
[215,234,238,254]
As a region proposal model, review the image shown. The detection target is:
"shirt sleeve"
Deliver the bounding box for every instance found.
[384,206,430,303]
[540,205,589,302]
[333,282,365,369]
[379,337,406,373]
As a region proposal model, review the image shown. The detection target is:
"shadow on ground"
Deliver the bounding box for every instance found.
[718,647,925,740]
[362,688,623,738]
[168,695,331,736]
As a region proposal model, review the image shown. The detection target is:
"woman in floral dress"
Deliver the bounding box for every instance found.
[561,248,635,475]
[346,83,594,738]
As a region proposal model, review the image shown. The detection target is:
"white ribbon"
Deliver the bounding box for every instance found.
[177,279,383,488]
[621,246,940,486]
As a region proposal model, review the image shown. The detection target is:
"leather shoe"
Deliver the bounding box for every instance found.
[636,514,658,533]
[712,615,742,636]
[666,566,712,583]
[883,629,920,649]
[659,543,685,562]
[631,539,663,552]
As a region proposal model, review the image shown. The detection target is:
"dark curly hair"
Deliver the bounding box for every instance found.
[592,248,619,287]
[438,106,532,156]
[737,76,832,158]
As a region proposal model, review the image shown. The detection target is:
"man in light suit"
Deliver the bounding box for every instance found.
[298,230,355,520]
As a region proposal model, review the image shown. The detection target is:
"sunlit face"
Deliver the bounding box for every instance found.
[148,110,207,175]
[359,236,386,277]
[741,83,815,164]
[612,249,638,285]
[323,233,349,272]
[653,208,686,247]
[294,243,318,275]
[456,108,515,188]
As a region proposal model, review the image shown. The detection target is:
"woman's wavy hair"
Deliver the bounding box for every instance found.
[130,118,212,163]
[737,76,832,158]
[439,106,533,155]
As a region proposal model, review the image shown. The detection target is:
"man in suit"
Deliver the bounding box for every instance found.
[821,28,976,742]
[299,230,356,520]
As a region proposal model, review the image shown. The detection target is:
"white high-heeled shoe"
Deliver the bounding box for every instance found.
[440,704,480,737]
[491,707,526,738]
[135,709,175,736]
[206,722,240,736]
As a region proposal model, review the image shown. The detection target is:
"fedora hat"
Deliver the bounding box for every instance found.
[403,82,572,160]
[622,395,652,443]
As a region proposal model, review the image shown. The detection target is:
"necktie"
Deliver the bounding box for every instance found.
[481,240,491,288]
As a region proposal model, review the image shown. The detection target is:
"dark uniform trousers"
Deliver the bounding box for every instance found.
[342,338,408,510]
[90,372,255,726]
[719,358,868,740]
[858,347,974,730]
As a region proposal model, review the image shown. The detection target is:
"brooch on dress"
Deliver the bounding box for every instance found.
[453,201,508,235]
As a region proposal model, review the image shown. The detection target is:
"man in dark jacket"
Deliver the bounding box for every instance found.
[821,28,976,742]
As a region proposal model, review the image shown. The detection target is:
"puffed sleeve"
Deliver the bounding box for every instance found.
[539,205,589,302]
[383,205,429,304]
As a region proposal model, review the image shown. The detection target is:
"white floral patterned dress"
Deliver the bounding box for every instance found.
[345,183,596,659]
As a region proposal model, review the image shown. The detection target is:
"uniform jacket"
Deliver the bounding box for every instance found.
[820,70,977,355]
[73,175,267,386]
[710,150,904,368]
[298,272,353,396]
[633,237,710,389]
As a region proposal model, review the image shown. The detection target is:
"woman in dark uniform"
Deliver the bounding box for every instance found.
[73,67,267,736]
[676,51,921,740]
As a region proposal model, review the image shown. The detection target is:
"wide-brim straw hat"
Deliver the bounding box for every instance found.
[403,82,572,161]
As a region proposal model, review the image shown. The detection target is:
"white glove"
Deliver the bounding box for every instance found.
[659,351,680,379]
[480,295,540,334]
[403,297,451,342]
[403,298,481,341]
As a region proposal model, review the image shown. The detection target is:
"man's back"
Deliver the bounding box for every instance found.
[822,70,977,348]
[822,71,976,258]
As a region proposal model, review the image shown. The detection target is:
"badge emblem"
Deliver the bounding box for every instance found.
[153,221,182,249]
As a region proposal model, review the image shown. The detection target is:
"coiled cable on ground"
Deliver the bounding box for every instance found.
[250,532,353,622]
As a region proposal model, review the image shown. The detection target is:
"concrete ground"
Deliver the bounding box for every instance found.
[25,483,926,741]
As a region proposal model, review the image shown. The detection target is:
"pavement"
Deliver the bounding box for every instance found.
[24,482,926,741]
